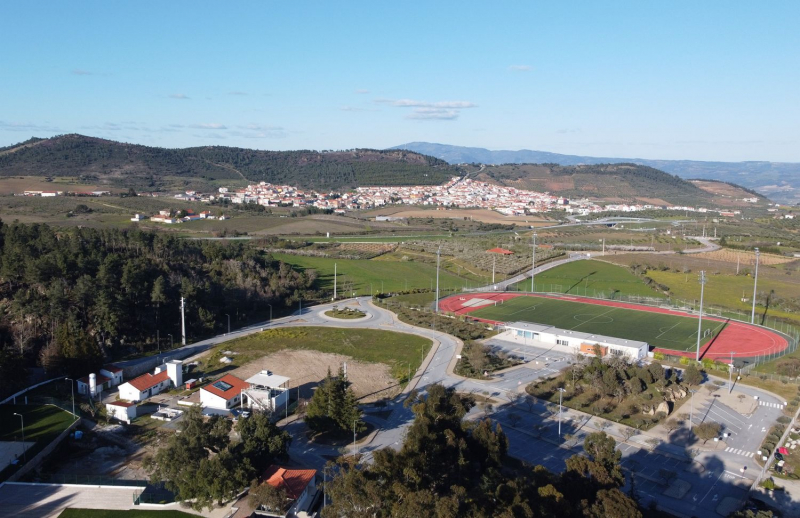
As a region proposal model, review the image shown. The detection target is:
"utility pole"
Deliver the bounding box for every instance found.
[333,262,337,300]
[168,333,173,349]
[531,232,537,292]
[751,248,760,324]
[157,330,160,354]
[267,304,272,325]
[180,297,186,346]
[435,246,441,313]
[226,314,230,335]
[695,271,706,362]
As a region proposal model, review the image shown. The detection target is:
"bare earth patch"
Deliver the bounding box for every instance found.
[228,349,399,403]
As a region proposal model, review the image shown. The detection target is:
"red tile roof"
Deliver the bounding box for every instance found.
[102,364,123,373]
[107,401,136,408]
[201,374,249,400]
[262,465,316,500]
[486,247,514,255]
[126,370,170,391]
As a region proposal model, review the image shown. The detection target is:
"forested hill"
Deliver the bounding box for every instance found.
[475,163,733,206]
[0,134,461,191]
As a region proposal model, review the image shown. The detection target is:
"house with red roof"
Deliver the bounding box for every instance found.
[76,364,124,396]
[252,464,318,518]
[106,400,137,423]
[117,360,183,402]
[199,374,250,410]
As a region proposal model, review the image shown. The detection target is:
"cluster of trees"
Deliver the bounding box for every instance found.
[304,367,365,436]
[0,221,315,394]
[390,306,495,341]
[455,340,519,379]
[324,384,642,517]
[0,135,459,192]
[145,406,291,511]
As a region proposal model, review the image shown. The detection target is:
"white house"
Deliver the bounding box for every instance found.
[77,364,124,396]
[502,321,648,360]
[118,360,182,402]
[254,465,317,518]
[106,400,137,424]
[242,370,290,413]
[199,374,250,411]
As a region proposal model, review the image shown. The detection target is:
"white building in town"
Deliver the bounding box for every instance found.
[106,400,137,424]
[199,374,250,411]
[501,321,648,360]
[77,365,124,397]
[118,360,183,402]
[242,370,290,413]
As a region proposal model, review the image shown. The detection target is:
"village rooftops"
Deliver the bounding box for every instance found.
[261,465,317,500]
[245,370,289,389]
[202,374,250,399]
[127,370,170,391]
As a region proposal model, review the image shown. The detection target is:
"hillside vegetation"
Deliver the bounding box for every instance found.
[475,163,714,205]
[0,134,461,192]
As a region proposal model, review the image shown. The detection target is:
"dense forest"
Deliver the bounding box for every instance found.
[0,134,461,191]
[0,221,314,397]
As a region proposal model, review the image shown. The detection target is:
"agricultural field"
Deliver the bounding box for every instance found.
[693,248,795,266]
[198,327,432,383]
[509,259,666,299]
[470,296,723,352]
[0,404,76,480]
[272,252,473,293]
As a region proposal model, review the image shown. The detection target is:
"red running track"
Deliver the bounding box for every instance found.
[439,292,788,362]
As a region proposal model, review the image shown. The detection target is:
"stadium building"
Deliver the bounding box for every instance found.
[502,321,648,360]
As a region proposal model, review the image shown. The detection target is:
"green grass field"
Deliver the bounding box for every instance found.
[200,326,432,382]
[511,259,665,299]
[59,510,196,518]
[471,296,724,351]
[0,404,76,480]
[272,253,469,293]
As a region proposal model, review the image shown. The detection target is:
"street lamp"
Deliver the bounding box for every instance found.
[435,246,441,313]
[13,413,26,463]
[751,248,760,324]
[267,303,273,325]
[557,387,566,437]
[65,378,76,418]
[225,314,230,335]
[695,271,706,362]
[689,389,697,431]
[531,232,537,293]
[168,334,173,349]
[729,352,736,393]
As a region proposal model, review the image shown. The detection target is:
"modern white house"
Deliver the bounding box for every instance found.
[199,374,250,410]
[106,400,137,424]
[118,360,183,402]
[254,465,318,518]
[502,321,649,360]
[77,364,124,397]
[241,370,290,413]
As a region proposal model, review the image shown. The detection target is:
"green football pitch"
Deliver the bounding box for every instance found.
[470,296,726,351]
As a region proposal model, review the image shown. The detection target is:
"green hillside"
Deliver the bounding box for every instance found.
[0,134,462,192]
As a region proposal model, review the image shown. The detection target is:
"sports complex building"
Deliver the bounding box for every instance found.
[502,321,649,360]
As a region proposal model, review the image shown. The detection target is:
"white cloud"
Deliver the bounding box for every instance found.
[375,98,476,121]
[228,91,248,96]
[190,123,227,129]
[509,65,532,72]
[406,108,460,120]
[0,120,61,132]
[169,93,190,100]
[71,69,93,76]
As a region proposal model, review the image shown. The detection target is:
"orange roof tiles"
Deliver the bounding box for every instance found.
[262,465,316,500]
[201,374,249,400]
[487,247,514,255]
[127,370,170,391]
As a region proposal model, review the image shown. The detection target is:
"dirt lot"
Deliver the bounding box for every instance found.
[365,207,553,226]
[227,349,399,403]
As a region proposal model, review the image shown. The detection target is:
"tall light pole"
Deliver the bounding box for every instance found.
[557,387,566,437]
[689,389,697,431]
[435,246,441,313]
[13,413,26,463]
[65,378,75,418]
[695,271,706,362]
[751,248,760,324]
[180,297,186,346]
[601,238,605,256]
[333,262,337,300]
[225,314,230,335]
[168,333,173,349]
[353,420,358,456]
[531,232,537,293]
[267,304,273,325]
[729,352,736,393]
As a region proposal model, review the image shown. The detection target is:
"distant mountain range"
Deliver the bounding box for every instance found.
[391,142,800,204]
[0,134,459,192]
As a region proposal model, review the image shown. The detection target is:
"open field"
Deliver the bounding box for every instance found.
[198,326,432,384]
[58,510,196,518]
[469,295,723,351]
[363,207,553,226]
[0,176,104,194]
[692,248,795,266]
[510,259,666,298]
[272,252,471,293]
[0,404,75,480]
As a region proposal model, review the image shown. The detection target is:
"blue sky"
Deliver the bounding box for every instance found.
[1,1,798,161]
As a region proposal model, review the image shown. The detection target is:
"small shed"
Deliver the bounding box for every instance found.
[106,401,137,424]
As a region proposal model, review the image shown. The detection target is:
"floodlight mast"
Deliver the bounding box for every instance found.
[695,271,706,362]
[531,232,537,292]
[751,248,760,324]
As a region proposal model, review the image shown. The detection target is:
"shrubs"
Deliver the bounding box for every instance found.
[776,358,800,377]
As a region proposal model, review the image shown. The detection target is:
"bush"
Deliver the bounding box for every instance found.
[679,356,689,365]
[641,392,653,401]
[653,352,665,361]
[778,416,791,424]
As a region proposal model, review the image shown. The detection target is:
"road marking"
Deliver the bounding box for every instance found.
[759,400,785,409]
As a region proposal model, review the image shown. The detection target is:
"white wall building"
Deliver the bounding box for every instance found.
[242,370,290,413]
[106,400,137,424]
[502,321,648,360]
[77,364,124,396]
[199,374,250,410]
[118,360,183,402]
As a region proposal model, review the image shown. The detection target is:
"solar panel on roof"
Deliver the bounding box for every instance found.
[212,380,233,392]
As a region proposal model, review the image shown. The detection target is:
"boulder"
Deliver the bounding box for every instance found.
[656,401,671,415]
